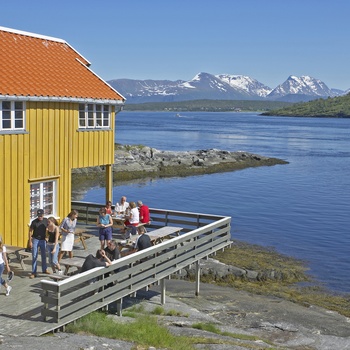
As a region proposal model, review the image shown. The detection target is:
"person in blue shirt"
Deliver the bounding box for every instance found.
[97,207,113,250]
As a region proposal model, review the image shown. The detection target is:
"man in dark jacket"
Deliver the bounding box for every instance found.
[28,209,49,278]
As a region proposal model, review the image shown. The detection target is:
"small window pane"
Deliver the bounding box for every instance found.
[15,101,23,110]
[2,101,10,110]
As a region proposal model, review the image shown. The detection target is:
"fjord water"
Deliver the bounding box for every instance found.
[83,111,350,293]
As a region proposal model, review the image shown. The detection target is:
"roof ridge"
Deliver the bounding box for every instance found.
[0,25,66,44]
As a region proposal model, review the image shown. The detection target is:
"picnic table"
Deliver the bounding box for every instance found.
[111,214,125,229]
[74,229,94,250]
[59,257,85,275]
[127,226,183,246]
[146,226,183,245]
[6,245,32,270]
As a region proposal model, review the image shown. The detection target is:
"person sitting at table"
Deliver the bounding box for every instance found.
[97,207,113,250]
[104,240,120,285]
[105,200,113,215]
[137,200,150,225]
[104,240,121,261]
[81,249,112,272]
[123,226,152,257]
[123,201,139,238]
[81,249,112,285]
[115,196,129,214]
[134,226,152,252]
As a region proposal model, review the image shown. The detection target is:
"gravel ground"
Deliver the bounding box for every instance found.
[2,280,350,350]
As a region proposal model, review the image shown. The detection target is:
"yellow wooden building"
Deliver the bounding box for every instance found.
[0,26,125,246]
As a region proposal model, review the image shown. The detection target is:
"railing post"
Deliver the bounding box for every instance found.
[195,260,200,296]
[160,278,166,304]
[116,298,123,316]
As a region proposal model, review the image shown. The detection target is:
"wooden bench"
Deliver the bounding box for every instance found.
[74,229,94,250]
[6,246,32,270]
[48,274,70,281]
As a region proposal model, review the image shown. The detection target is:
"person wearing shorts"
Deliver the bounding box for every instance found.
[97,207,113,250]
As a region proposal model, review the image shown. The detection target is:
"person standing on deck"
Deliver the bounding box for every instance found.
[46,217,62,274]
[28,209,50,278]
[97,207,113,250]
[0,234,12,296]
[58,210,78,261]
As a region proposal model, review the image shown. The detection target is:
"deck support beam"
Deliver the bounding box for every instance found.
[105,164,113,203]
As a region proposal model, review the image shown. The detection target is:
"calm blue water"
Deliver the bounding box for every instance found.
[83,111,350,294]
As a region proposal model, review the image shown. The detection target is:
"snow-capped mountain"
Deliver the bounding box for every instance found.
[267,75,338,101]
[108,73,346,104]
[216,74,272,98]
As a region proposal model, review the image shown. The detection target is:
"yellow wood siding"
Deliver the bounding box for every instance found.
[0,102,115,246]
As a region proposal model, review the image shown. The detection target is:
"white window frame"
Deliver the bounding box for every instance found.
[79,103,111,129]
[30,180,57,219]
[0,101,26,131]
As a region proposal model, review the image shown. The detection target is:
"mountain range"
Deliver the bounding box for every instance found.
[108,73,349,104]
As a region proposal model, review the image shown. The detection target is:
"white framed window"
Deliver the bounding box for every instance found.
[30,180,57,219]
[79,103,110,129]
[0,101,25,131]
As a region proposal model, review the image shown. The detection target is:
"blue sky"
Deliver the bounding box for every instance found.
[1,0,350,90]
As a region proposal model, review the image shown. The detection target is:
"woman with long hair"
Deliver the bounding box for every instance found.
[46,217,62,274]
[0,234,12,296]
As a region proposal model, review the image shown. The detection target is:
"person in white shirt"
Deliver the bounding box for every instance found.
[115,196,129,214]
[0,234,12,296]
[122,201,139,238]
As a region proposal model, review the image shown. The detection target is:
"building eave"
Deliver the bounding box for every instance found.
[0,94,125,105]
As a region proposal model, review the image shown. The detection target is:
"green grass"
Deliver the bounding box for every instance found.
[192,322,274,345]
[66,310,280,350]
[66,312,195,350]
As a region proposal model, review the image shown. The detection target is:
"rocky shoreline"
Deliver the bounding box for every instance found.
[72,145,288,195]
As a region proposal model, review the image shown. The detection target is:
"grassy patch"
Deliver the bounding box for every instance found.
[192,322,274,345]
[66,312,195,350]
[66,311,279,350]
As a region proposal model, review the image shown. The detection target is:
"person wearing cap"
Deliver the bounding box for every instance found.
[28,209,50,279]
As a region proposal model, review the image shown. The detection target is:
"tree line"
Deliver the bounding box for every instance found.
[122,99,291,112]
[262,93,350,118]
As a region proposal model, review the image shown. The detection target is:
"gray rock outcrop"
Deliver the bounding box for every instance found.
[72,145,288,175]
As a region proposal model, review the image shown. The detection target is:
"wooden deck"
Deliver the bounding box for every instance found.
[0,206,232,336]
[0,225,101,336]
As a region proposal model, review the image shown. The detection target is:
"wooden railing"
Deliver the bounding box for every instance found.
[41,203,231,325]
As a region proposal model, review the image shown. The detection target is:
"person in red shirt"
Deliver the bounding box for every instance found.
[137,200,150,224]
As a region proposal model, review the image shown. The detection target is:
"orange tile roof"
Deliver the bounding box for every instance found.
[0,27,125,102]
